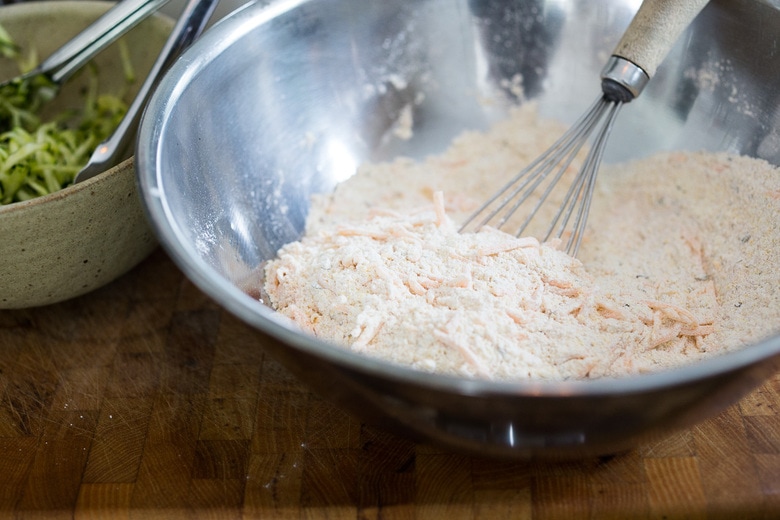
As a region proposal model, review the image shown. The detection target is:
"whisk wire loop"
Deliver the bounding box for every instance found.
[546,99,623,255]
[459,94,624,257]
[460,96,604,233]
[510,99,606,237]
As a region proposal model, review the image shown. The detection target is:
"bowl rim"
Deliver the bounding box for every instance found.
[137,0,780,400]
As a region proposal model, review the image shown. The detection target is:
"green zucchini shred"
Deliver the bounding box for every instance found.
[0,23,132,205]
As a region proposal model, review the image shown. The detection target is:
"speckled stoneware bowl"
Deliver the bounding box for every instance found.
[0,1,173,308]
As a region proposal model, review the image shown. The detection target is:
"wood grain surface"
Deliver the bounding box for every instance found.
[1,248,779,519]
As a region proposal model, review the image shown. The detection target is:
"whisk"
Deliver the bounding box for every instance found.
[460,0,710,256]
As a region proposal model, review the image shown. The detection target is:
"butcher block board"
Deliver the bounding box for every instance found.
[0,249,779,519]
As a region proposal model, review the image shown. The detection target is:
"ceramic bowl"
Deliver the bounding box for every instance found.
[137,0,780,458]
[0,1,173,308]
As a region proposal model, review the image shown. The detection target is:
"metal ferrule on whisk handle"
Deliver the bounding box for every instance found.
[601,0,710,103]
[600,57,649,103]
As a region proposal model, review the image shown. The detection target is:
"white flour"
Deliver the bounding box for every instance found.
[263,104,780,381]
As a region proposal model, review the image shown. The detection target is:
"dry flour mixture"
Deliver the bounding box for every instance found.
[263,104,780,381]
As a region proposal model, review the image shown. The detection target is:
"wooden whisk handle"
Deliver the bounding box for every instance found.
[612,0,710,79]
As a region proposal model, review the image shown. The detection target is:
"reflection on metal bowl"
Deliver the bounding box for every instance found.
[137,0,780,458]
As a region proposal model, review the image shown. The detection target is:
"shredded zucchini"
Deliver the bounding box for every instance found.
[0,23,131,205]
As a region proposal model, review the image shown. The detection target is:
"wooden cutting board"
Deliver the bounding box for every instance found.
[1,248,778,519]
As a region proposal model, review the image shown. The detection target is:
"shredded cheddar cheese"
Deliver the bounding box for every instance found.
[262,104,780,381]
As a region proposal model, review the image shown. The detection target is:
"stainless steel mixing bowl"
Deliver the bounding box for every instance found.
[137,0,780,458]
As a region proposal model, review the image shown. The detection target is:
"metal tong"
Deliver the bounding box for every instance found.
[75,0,220,183]
[1,0,219,183]
[0,0,172,89]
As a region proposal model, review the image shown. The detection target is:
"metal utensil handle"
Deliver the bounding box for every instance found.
[74,0,220,183]
[38,0,173,84]
[611,0,709,78]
